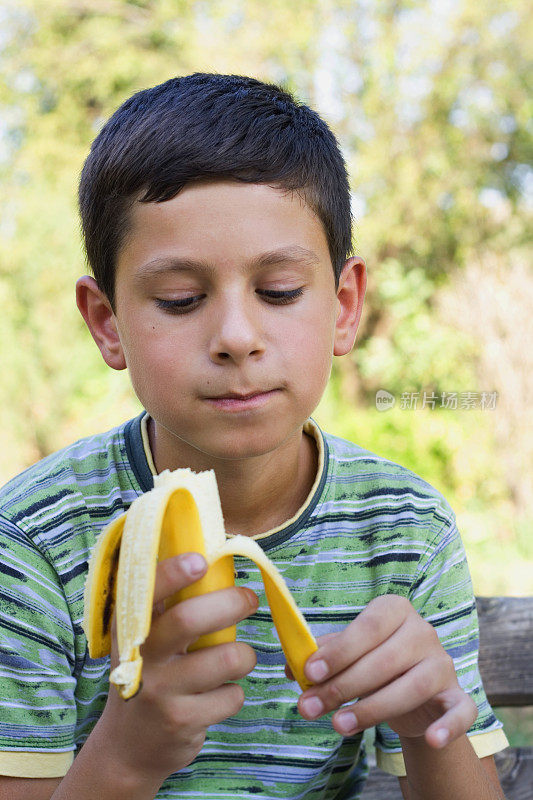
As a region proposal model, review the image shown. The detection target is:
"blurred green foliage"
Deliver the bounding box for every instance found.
[0,0,531,598]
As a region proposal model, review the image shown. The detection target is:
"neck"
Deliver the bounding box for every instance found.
[147,419,318,536]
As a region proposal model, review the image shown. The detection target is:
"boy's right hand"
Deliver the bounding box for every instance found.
[92,553,258,790]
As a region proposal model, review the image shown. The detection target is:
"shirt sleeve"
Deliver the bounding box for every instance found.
[374,506,509,777]
[0,512,77,776]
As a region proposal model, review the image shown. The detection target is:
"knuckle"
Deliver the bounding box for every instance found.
[219,643,243,675]
[218,587,251,620]
[375,593,411,615]
[184,732,206,763]
[414,619,440,652]
[382,646,404,677]
[242,642,258,672]
[362,594,412,639]
[432,650,455,682]
[466,694,478,725]
[170,601,197,637]
[393,594,412,614]
[136,672,158,704]
[167,697,206,733]
[355,697,377,728]
[159,556,179,585]
[226,682,245,714]
[359,606,387,641]
[442,651,456,675]
[416,676,432,701]
[139,673,173,710]
[422,619,440,644]
[166,699,188,729]
[323,680,346,710]
[221,642,257,678]
[410,616,443,653]
[413,667,438,700]
[168,708,203,740]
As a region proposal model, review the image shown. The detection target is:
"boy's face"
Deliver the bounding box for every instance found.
[80,180,365,465]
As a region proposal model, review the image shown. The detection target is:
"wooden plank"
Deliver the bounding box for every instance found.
[360,749,533,799]
[360,766,403,799]
[477,596,533,706]
[495,748,533,800]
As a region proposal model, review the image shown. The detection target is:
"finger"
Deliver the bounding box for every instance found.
[299,615,436,714]
[143,585,259,660]
[152,552,208,606]
[303,595,412,685]
[166,682,248,732]
[325,656,453,735]
[424,689,478,749]
[196,683,247,727]
[285,633,338,682]
[316,632,342,647]
[163,641,257,695]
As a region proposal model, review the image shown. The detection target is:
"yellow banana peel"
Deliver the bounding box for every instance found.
[83,468,318,699]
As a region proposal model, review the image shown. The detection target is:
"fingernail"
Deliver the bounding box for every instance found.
[306,659,329,682]
[244,588,259,608]
[336,711,358,734]
[182,553,206,576]
[301,696,324,718]
[434,728,449,747]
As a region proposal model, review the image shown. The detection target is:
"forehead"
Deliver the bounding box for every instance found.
[117,180,332,278]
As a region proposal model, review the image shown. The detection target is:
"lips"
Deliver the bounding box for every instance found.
[204,388,279,410]
[208,389,271,400]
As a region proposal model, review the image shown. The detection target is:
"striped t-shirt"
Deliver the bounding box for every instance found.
[0,413,507,796]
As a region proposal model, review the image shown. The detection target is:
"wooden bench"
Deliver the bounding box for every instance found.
[361,596,533,799]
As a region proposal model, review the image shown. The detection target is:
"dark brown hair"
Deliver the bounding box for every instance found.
[78,73,353,307]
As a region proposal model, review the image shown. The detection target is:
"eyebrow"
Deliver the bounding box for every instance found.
[135,246,321,280]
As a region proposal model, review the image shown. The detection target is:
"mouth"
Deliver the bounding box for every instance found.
[210,390,269,400]
[204,388,279,410]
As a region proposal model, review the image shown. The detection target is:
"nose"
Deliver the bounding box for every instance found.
[208,292,265,365]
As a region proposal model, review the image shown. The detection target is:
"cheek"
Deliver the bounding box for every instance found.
[117,318,181,390]
[281,313,335,380]
[290,304,336,353]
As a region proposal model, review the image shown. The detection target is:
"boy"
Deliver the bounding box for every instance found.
[0,74,508,799]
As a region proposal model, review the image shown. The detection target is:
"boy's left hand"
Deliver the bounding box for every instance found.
[285,594,478,749]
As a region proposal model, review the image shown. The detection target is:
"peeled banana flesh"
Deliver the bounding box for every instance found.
[83,468,318,699]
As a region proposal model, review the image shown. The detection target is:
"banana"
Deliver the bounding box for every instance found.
[83,468,318,699]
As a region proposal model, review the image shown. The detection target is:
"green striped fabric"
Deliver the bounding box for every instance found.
[0,414,505,797]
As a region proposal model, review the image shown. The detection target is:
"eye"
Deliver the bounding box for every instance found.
[155,296,204,314]
[257,287,304,304]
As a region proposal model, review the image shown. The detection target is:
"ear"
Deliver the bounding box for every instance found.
[76,276,127,370]
[333,256,367,356]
